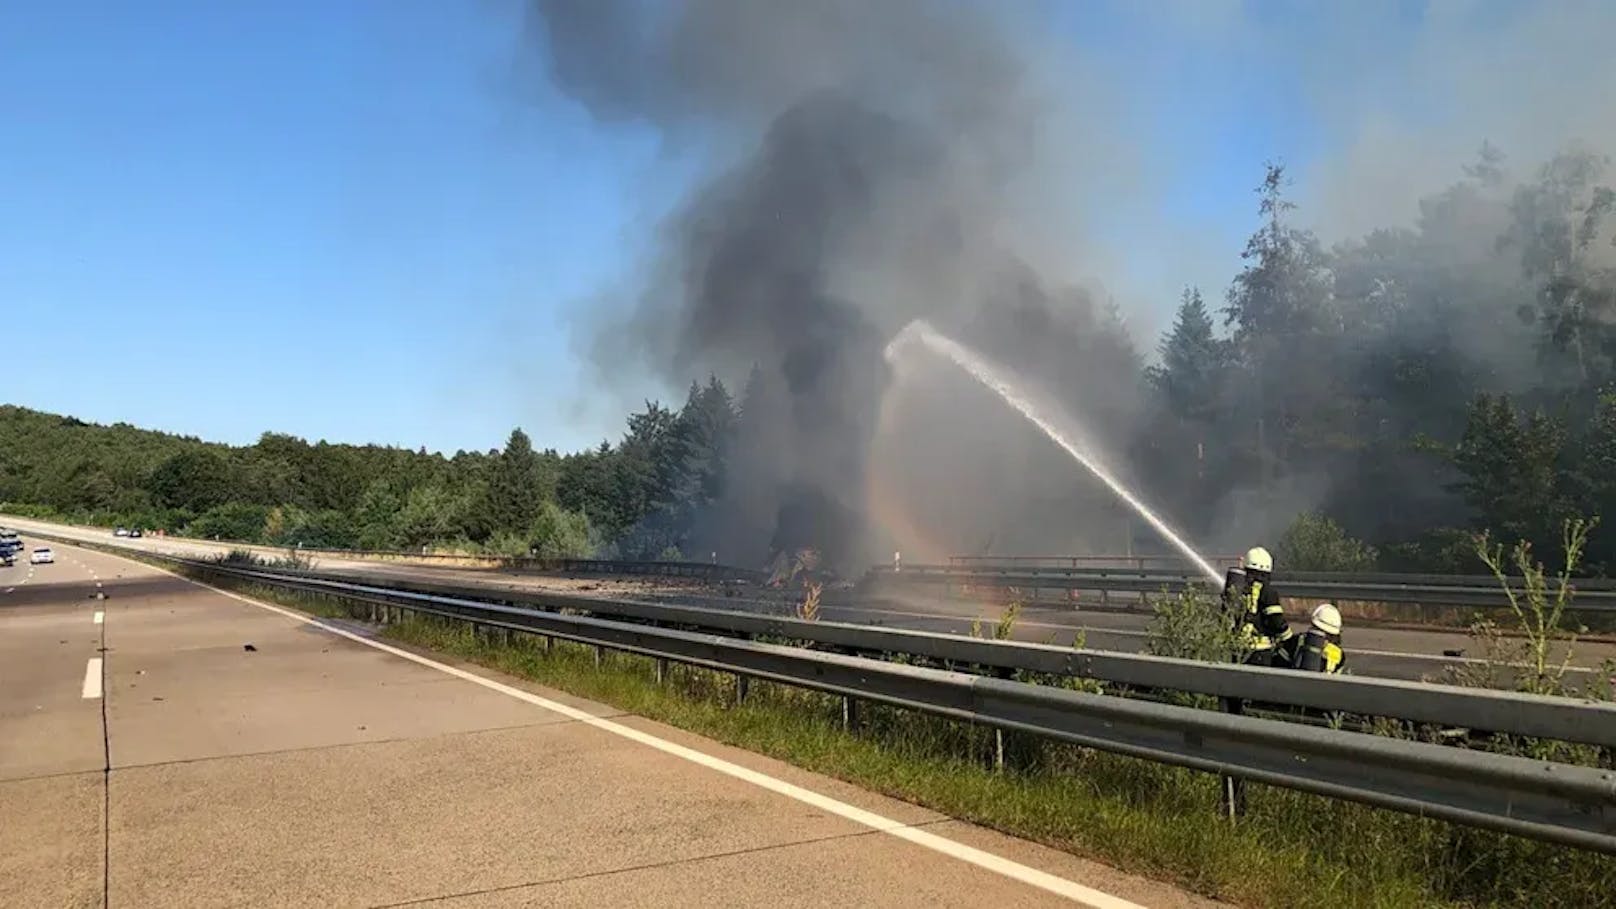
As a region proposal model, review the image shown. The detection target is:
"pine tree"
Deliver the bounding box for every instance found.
[1148,287,1227,422]
[486,428,545,535]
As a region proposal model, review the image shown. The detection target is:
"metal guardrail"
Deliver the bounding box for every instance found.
[925,561,1616,591]
[172,557,1616,854]
[948,554,1244,572]
[195,560,1616,750]
[869,565,1616,611]
[288,548,766,584]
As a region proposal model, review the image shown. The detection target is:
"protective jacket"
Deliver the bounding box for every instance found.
[1222,566,1292,655]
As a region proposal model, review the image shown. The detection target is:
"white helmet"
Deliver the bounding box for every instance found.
[1243,546,1273,573]
[1311,603,1342,636]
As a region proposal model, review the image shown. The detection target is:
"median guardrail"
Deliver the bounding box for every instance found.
[166,556,1616,854]
[868,564,1616,611]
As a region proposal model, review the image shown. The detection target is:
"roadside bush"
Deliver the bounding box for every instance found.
[1,502,63,520]
[484,531,532,559]
[1454,518,1597,699]
[530,501,591,558]
[1276,511,1377,572]
[1377,526,1484,574]
[1146,584,1248,664]
[186,502,270,542]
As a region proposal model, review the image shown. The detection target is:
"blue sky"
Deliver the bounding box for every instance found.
[0,1,1517,454]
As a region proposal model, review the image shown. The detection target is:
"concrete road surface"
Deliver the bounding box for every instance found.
[0,539,1221,908]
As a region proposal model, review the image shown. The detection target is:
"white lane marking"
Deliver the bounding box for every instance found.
[82,658,103,699]
[94,611,104,625]
[135,561,1140,908]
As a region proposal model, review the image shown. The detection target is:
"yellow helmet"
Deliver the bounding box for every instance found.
[1243,546,1273,573]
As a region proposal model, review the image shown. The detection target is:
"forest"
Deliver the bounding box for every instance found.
[5,146,1616,574]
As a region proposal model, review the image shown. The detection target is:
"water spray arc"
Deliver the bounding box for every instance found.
[885,320,1223,584]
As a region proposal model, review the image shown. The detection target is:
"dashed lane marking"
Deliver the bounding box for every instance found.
[81,658,103,699]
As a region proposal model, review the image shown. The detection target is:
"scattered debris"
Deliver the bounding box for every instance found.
[152,696,164,702]
[243,643,257,652]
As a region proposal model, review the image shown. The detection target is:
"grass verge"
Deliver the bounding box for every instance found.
[191,573,1615,909]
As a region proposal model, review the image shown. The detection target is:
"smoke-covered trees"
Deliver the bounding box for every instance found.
[1147,147,1616,571]
[1148,288,1227,424]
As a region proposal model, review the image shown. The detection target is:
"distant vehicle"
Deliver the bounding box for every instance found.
[30,547,53,564]
[128,529,143,538]
[115,527,129,537]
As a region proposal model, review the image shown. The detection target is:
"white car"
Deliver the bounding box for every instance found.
[29,547,53,565]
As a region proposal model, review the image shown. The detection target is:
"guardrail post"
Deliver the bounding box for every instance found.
[735,675,750,704]
[655,658,668,684]
[593,645,604,667]
[993,728,1006,773]
[1219,695,1248,819]
[1221,776,1247,820]
[841,695,860,731]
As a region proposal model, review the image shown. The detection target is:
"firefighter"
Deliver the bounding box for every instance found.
[1222,546,1293,667]
[1289,603,1346,674]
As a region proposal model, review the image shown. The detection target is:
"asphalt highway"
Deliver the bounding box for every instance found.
[0,529,1218,908]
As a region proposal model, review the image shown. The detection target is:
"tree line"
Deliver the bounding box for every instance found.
[0,376,738,560]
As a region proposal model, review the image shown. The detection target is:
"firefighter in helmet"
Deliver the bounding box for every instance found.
[1222,546,1293,667]
[1288,603,1346,674]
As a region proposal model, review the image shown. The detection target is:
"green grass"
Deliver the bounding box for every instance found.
[190,575,1616,909]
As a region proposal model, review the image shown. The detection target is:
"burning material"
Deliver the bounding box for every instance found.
[797,582,824,622]
[766,546,823,587]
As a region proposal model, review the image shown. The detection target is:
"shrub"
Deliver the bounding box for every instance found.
[1377,527,1483,574]
[1457,518,1595,699]
[1276,511,1377,572]
[1146,584,1249,665]
[530,501,591,558]
[187,502,270,542]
